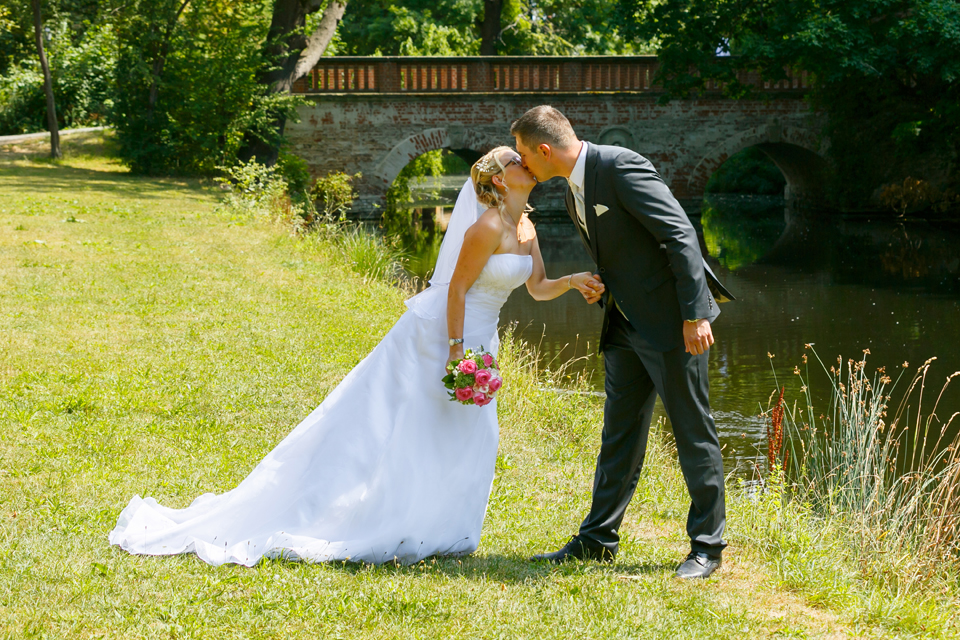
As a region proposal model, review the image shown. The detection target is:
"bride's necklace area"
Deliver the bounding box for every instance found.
[499,202,536,243]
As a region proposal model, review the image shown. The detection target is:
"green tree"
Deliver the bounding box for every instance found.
[336,0,645,56]
[237,0,346,166]
[112,0,278,174]
[619,0,960,207]
[0,0,118,136]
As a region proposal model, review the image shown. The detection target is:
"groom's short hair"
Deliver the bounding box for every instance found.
[510,106,577,150]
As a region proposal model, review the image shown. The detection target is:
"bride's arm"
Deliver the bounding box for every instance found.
[525,237,605,302]
[446,212,502,366]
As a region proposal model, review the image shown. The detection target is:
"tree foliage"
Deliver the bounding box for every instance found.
[237,0,345,166]
[706,147,785,195]
[111,0,292,174]
[619,0,960,206]
[0,0,117,135]
[336,0,645,56]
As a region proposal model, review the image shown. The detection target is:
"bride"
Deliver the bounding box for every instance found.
[109,146,604,566]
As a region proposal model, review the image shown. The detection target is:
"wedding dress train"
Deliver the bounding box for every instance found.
[109,252,533,566]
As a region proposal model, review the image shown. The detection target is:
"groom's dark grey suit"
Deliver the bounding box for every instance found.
[565,142,728,557]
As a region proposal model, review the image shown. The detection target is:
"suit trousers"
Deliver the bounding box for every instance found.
[579,306,727,556]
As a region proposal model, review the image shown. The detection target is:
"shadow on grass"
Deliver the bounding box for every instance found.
[0,161,213,201]
[0,130,213,202]
[263,552,677,584]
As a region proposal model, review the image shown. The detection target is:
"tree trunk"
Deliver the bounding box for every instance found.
[146,0,192,122]
[238,0,346,166]
[31,0,60,159]
[480,0,503,56]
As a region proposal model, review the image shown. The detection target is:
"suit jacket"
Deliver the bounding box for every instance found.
[565,143,733,353]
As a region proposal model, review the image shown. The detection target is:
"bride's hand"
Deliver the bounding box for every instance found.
[570,272,605,304]
[447,345,465,371]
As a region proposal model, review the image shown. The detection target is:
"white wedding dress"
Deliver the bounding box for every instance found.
[109,180,534,566]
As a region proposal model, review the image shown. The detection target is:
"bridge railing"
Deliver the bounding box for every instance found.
[292,56,811,94]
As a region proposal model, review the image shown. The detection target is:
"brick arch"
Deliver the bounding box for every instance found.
[373,128,451,189]
[373,127,499,190]
[687,124,828,206]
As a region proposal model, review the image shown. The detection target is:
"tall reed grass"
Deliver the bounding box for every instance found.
[763,347,960,584]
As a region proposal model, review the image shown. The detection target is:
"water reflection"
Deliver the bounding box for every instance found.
[393,193,960,474]
[701,195,786,271]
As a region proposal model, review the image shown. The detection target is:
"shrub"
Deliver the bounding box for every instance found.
[218,160,404,284]
[881,177,960,218]
[215,158,301,228]
[310,171,360,222]
[0,62,43,134]
[277,151,312,198]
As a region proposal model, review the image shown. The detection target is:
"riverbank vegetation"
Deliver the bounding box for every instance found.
[2,133,959,637]
[764,347,960,591]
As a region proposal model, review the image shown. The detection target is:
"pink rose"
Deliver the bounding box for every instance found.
[473,391,491,406]
[488,376,502,393]
[482,354,495,367]
[458,359,477,374]
[455,387,474,402]
[474,370,492,386]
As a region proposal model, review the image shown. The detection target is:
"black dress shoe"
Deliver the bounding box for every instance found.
[530,535,615,564]
[674,551,722,579]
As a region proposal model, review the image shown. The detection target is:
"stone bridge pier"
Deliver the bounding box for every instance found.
[286,57,828,216]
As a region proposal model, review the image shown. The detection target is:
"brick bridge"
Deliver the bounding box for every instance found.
[287,56,828,215]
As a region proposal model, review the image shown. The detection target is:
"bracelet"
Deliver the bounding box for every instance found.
[567,274,573,289]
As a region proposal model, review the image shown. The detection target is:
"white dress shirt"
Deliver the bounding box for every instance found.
[567,141,589,238]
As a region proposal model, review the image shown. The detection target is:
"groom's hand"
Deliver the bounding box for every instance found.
[683,319,715,355]
[579,274,604,304]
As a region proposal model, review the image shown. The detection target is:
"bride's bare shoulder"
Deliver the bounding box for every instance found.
[480,206,503,222]
[460,208,504,252]
[469,207,504,235]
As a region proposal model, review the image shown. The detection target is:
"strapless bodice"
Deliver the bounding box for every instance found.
[472,253,534,294]
[403,253,533,325]
[465,253,533,315]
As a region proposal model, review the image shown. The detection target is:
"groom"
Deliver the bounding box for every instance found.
[512,106,730,579]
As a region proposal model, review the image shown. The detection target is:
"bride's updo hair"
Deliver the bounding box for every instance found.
[471,146,515,209]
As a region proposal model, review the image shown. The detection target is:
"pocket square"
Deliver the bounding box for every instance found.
[594,204,609,216]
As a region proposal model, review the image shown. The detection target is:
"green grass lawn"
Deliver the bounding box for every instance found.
[1,133,957,638]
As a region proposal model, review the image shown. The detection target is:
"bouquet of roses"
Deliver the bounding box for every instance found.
[443,347,503,407]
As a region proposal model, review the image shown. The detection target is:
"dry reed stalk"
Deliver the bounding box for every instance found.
[766,385,788,474]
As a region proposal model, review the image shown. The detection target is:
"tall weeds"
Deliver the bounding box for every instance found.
[216,159,406,284]
[765,347,960,584]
